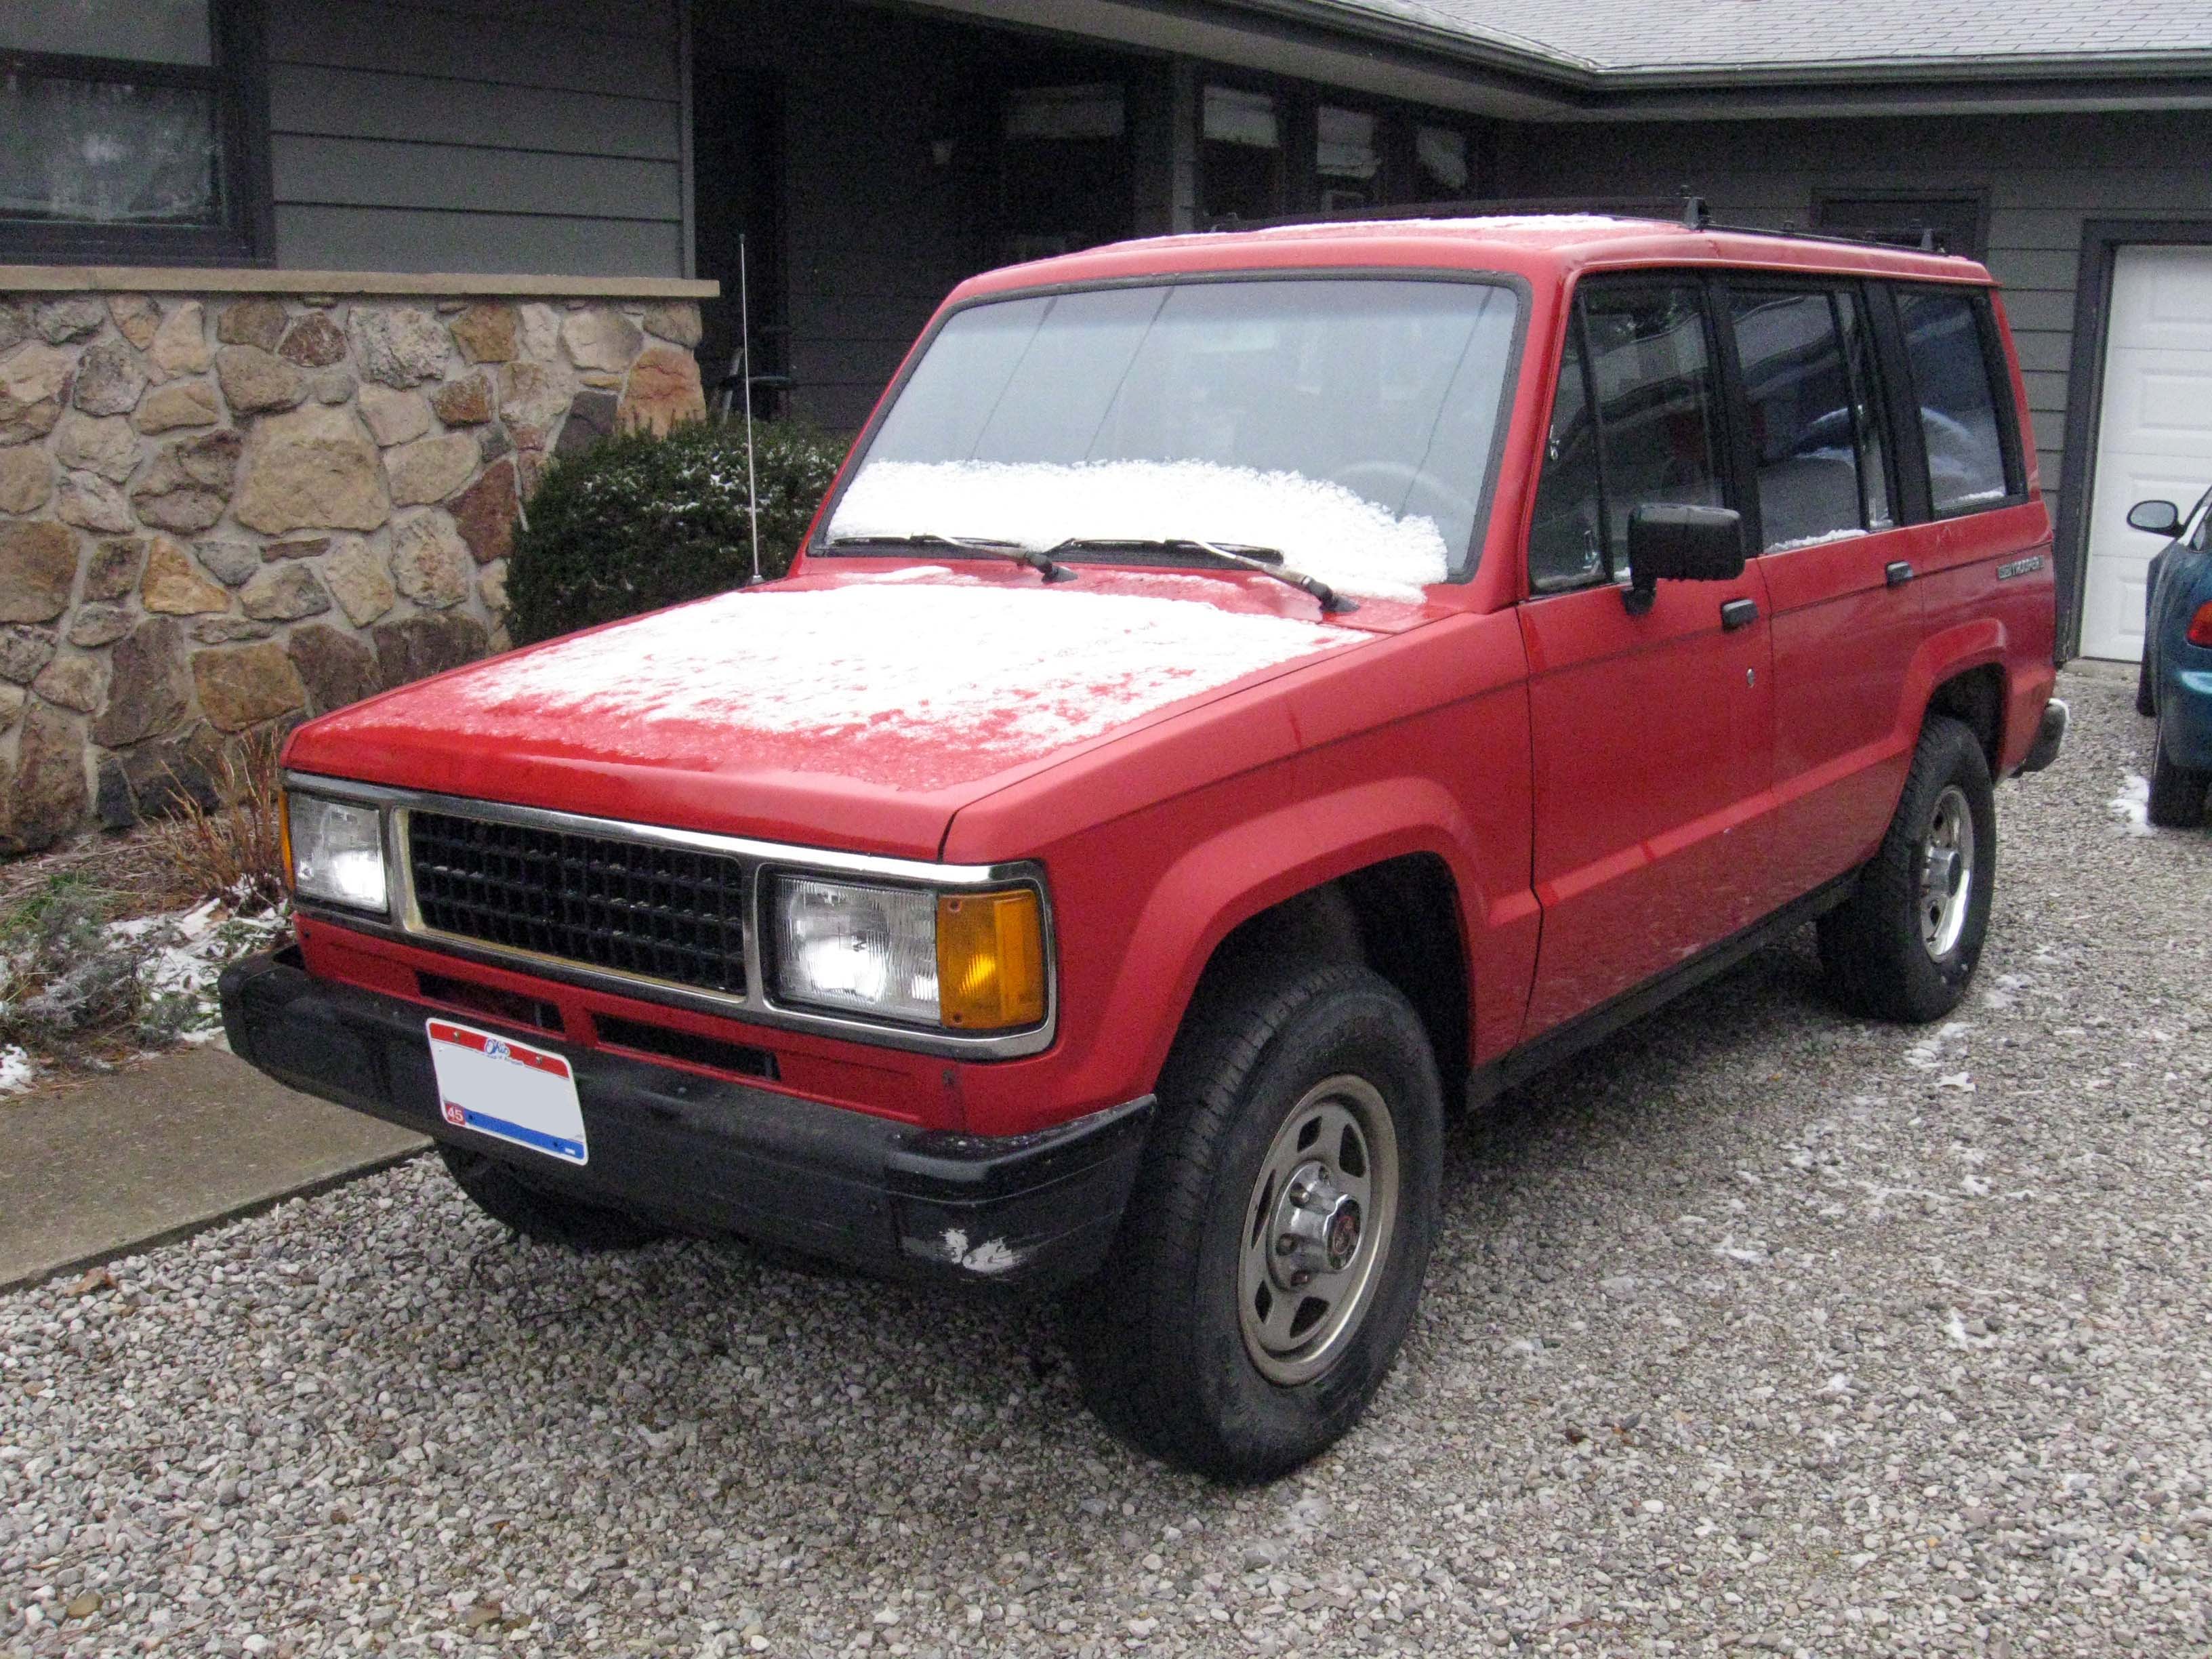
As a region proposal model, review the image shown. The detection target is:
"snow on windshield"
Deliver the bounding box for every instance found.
[438,583,1360,767]
[825,277,1520,602]
[831,458,1450,602]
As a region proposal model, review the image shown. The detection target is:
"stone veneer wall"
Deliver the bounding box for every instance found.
[0,275,712,853]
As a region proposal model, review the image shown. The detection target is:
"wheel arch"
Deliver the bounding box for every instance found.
[1108,779,1484,1099]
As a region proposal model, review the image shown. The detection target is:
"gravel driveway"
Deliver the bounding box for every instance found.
[5,665,2209,1659]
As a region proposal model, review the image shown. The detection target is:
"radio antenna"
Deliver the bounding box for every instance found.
[737,232,762,583]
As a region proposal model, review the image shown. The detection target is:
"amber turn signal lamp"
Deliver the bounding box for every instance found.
[277,792,295,893]
[2188,601,2212,649]
[935,889,1046,1029]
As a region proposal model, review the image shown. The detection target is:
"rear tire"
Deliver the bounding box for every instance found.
[1065,962,1443,1482]
[438,1144,669,1250]
[2136,654,2157,718]
[1818,714,1995,1023]
[2147,720,2210,827]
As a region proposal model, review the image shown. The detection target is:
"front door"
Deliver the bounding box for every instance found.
[1521,277,1776,1039]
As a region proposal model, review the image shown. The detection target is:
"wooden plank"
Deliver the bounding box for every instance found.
[267,0,676,101]
[2008,331,2074,375]
[1986,248,2087,291]
[0,262,712,296]
[274,203,684,276]
[386,0,676,42]
[270,64,679,160]
[1986,210,2089,255]
[274,134,680,223]
[2001,291,2079,333]
[2020,370,2068,414]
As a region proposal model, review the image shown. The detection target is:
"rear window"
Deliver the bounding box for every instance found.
[1896,289,2013,516]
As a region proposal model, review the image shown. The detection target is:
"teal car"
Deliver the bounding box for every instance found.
[2131,485,2212,827]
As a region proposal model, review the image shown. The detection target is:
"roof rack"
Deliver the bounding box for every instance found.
[1218,194,1697,232]
[1222,192,1963,255]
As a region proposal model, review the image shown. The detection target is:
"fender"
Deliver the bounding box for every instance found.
[1900,615,2009,756]
[1097,773,1490,1097]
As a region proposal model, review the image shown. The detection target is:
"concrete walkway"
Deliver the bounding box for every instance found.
[0,1046,425,1291]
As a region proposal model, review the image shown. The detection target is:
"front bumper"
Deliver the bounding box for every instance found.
[219,948,1151,1290]
[2017,697,2068,775]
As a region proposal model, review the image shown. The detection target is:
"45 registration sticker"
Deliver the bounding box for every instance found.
[425,1019,588,1165]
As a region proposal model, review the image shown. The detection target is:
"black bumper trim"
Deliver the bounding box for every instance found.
[220,948,1151,1290]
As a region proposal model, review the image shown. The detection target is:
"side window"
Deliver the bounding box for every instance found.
[1528,316,1603,591]
[1727,289,1864,550]
[1582,282,1725,576]
[1896,289,2013,515]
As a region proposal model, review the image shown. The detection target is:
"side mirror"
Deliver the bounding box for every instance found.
[2127,499,2182,537]
[1624,504,1745,615]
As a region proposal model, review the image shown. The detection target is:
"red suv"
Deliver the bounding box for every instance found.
[224,216,2066,1480]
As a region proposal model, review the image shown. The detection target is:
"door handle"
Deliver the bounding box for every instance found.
[1720,597,1759,631]
[1885,560,1916,586]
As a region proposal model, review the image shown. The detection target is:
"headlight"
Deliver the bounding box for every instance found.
[771,876,1046,1031]
[287,793,388,913]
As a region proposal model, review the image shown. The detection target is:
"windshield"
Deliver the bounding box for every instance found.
[823,277,1522,599]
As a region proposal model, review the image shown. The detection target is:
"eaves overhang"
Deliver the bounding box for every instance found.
[912,0,2212,121]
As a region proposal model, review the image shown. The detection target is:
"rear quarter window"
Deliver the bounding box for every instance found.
[1895,288,2015,516]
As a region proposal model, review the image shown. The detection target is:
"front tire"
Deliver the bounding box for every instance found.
[438,1144,670,1250]
[2147,719,2210,827]
[1065,962,1443,1482]
[1818,714,1995,1023]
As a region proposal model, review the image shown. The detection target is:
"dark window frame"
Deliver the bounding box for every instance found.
[1528,270,1746,596]
[1887,281,2030,521]
[1811,188,1991,263]
[1711,272,1906,552]
[1,0,272,267]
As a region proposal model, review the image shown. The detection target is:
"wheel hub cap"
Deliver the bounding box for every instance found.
[1269,1163,1362,1286]
[1918,784,1975,960]
[1237,1076,1401,1387]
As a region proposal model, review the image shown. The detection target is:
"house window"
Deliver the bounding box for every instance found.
[1412,125,1471,199]
[1813,193,1986,262]
[1200,85,1283,226]
[1000,85,1132,265]
[1,0,267,264]
[1315,105,1380,213]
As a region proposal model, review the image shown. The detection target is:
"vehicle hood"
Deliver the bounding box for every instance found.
[286,565,1425,859]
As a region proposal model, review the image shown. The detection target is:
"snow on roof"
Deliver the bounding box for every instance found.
[830,459,1452,602]
[432,581,1363,781]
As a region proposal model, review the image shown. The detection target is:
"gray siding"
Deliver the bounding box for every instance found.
[752,1,999,432]
[265,0,687,277]
[1495,110,2212,544]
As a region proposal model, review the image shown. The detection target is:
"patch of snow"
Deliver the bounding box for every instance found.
[2110,773,2154,835]
[1244,213,1645,239]
[121,899,290,1046]
[830,457,1448,601]
[848,563,953,582]
[438,583,1361,770]
[939,1229,1023,1275]
[0,1045,34,1095]
[1767,527,1868,552]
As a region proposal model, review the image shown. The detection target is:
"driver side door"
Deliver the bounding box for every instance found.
[1519,276,1776,1040]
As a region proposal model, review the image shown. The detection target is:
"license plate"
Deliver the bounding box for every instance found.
[426,1019,588,1165]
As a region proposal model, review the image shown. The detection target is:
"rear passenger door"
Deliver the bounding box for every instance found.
[1519,276,1776,1039]
[1721,280,1924,905]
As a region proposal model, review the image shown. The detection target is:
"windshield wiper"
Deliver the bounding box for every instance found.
[823,532,1075,583]
[1046,537,1357,615]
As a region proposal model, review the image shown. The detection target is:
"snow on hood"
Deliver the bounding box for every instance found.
[830,458,1450,602]
[423,581,1363,787]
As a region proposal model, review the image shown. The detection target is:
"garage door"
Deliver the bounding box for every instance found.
[2081,244,2212,661]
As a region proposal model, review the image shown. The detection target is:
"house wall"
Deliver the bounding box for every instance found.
[264,0,689,278]
[1495,109,2212,647]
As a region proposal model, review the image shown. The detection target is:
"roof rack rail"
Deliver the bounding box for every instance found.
[1217,193,1967,257]
[1218,195,1696,232]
